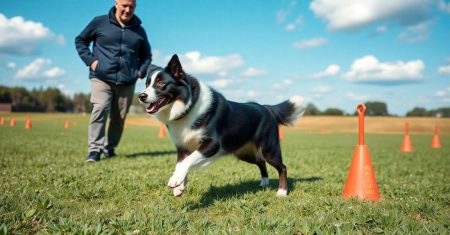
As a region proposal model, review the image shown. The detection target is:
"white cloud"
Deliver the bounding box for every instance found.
[285,16,303,31]
[208,79,233,89]
[375,25,387,34]
[179,51,244,77]
[285,23,296,31]
[435,86,450,103]
[0,14,66,55]
[240,67,267,77]
[7,62,16,70]
[276,1,298,23]
[439,0,450,13]
[310,0,433,31]
[43,67,66,78]
[398,21,432,43]
[14,58,66,80]
[437,65,450,75]
[311,85,332,98]
[293,38,328,49]
[343,55,425,83]
[274,79,293,89]
[246,90,258,99]
[313,64,341,78]
[345,92,370,100]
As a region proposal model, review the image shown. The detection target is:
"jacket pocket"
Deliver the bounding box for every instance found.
[93,61,106,78]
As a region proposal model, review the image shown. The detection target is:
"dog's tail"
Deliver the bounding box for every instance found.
[265,96,305,126]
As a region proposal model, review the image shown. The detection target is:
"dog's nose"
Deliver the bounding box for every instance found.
[138,93,147,102]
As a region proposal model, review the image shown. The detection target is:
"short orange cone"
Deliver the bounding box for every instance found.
[431,126,442,149]
[64,120,70,129]
[158,123,167,138]
[25,115,32,129]
[0,116,4,125]
[279,126,284,141]
[10,117,16,127]
[401,122,413,153]
[342,104,381,201]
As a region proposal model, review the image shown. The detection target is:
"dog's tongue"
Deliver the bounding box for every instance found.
[146,102,159,113]
[146,97,168,114]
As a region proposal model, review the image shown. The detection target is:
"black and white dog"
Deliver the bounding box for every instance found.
[139,55,305,197]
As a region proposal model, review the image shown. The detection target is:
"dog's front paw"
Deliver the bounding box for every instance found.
[173,183,185,197]
[167,172,186,188]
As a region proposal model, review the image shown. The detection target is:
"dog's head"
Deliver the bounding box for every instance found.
[139,54,193,121]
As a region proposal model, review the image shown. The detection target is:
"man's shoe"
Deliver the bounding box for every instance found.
[104,149,116,159]
[86,151,101,163]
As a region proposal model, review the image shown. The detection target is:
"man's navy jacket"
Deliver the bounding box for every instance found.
[75,7,152,85]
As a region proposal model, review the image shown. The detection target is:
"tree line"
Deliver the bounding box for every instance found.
[0,85,448,117]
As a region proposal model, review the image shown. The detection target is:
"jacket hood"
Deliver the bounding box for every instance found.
[108,6,142,28]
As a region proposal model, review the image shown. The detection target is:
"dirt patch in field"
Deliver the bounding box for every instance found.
[291,116,450,134]
[126,116,450,135]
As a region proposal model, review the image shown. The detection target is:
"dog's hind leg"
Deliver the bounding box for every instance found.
[262,146,288,197]
[236,153,269,187]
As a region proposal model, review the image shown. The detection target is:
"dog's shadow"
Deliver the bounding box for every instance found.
[125,150,176,158]
[191,176,322,209]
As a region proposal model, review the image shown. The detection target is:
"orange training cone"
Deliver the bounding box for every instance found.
[25,115,32,129]
[0,116,4,125]
[401,122,413,153]
[64,120,70,129]
[431,126,442,149]
[342,104,381,201]
[10,117,16,127]
[279,126,284,141]
[158,123,167,138]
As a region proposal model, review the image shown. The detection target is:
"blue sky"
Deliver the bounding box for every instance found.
[0,0,449,115]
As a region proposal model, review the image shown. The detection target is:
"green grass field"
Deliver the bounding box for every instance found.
[1,113,449,234]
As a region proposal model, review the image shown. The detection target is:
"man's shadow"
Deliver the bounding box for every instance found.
[191,176,322,209]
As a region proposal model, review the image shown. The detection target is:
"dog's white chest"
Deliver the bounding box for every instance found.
[169,125,204,151]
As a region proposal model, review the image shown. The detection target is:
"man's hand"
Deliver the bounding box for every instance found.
[90,60,98,71]
[138,71,143,78]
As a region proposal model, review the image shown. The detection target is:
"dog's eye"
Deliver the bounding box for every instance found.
[156,80,165,88]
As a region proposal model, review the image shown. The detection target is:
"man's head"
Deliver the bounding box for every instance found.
[115,0,136,25]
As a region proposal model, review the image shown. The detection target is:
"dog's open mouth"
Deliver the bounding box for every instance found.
[146,96,170,114]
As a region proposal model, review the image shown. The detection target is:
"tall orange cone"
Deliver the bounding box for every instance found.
[342,104,381,201]
[10,117,16,127]
[25,114,32,129]
[64,120,70,129]
[0,116,4,126]
[401,122,413,153]
[279,126,284,141]
[158,123,167,138]
[431,126,442,149]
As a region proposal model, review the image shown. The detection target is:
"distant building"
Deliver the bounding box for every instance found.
[0,103,12,112]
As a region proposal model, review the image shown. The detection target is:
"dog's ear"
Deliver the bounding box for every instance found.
[166,54,185,80]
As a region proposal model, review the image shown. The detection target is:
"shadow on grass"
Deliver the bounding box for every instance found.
[192,176,322,209]
[125,150,176,158]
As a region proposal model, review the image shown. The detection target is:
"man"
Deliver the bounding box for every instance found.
[75,0,151,162]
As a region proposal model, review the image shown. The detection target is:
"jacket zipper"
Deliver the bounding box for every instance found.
[118,27,125,84]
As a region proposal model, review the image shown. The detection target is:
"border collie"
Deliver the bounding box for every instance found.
[139,55,305,197]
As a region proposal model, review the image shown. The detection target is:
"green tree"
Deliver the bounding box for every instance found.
[73,93,91,113]
[40,88,72,112]
[0,86,12,103]
[365,101,389,116]
[304,103,321,116]
[323,108,344,116]
[406,107,429,117]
